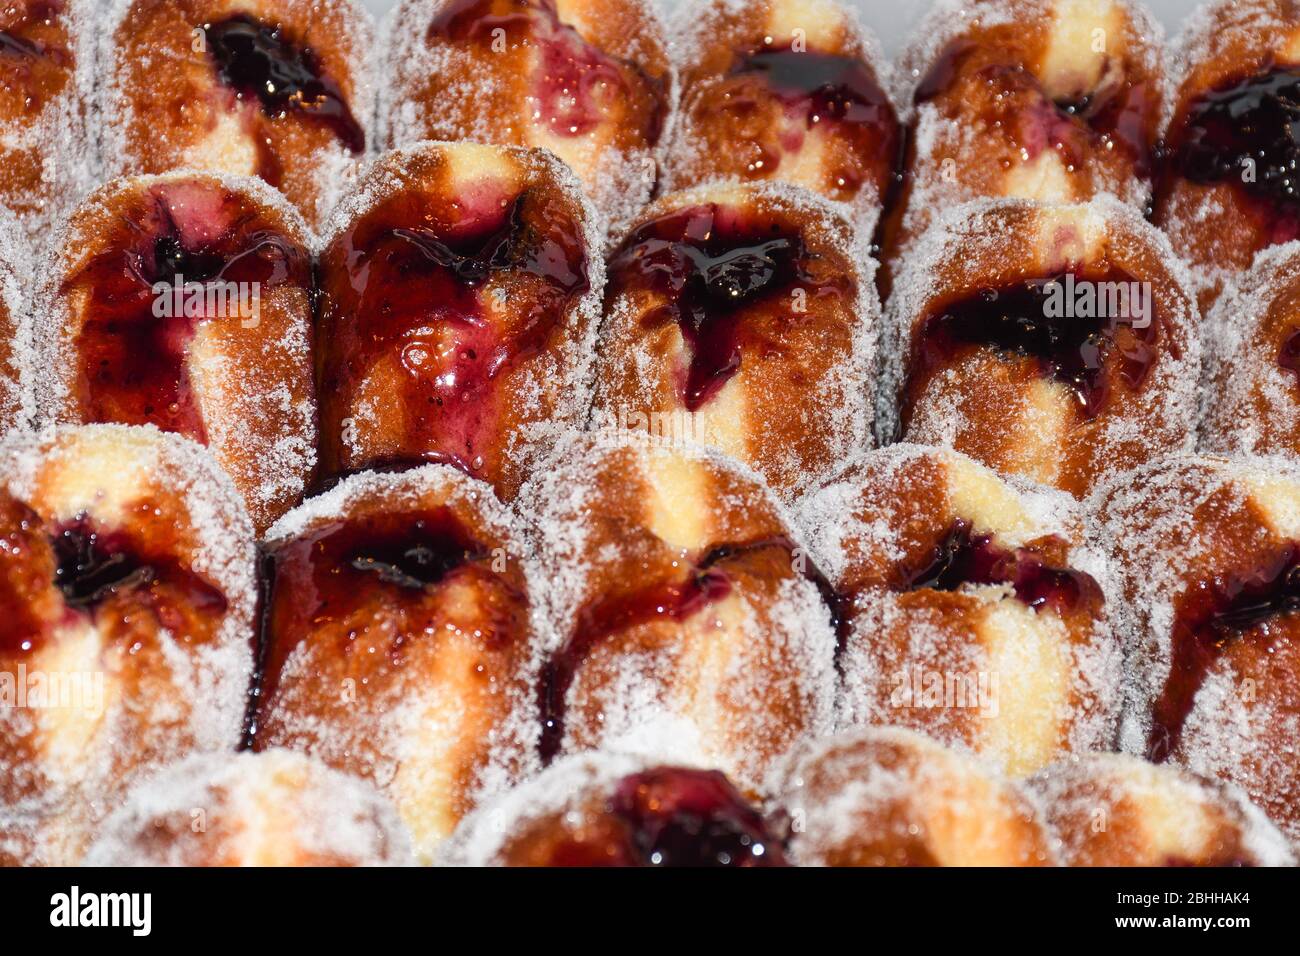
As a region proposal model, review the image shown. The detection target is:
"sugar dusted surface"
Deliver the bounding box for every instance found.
[880,195,1202,491]
[0,424,256,861]
[96,0,377,227]
[27,170,318,532]
[83,749,414,866]
[594,179,880,500]
[514,427,837,790]
[381,0,674,232]
[439,750,652,865]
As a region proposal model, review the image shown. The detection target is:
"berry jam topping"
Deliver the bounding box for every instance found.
[1170,66,1300,215]
[315,182,589,482]
[257,508,523,716]
[538,535,842,762]
[1148,543,1300,763]
[904,270,1162,422]
[605,766,786,867]
[608,203,846,411]
[720,44,900,196]
[429,0,666,145]
[901,519,1099,614]
[0,505,228,658]
[914,39,1153,177]
[67,185,311,444]
[204,14,364,154]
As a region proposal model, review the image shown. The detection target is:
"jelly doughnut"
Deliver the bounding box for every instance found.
[1202,241,1300,461]
[886,0,1164,259]
[31,171,316,535]
[664,0,899,233]
[1154,0,1300,309]
[383,0,672,229]
[444,752,784,866]
[99,0,374,226]
[1091,454,1300,844]
[519,429,837,789]
[1028,752,1295,866]
[83,750,414,866]
[253,464,540,862]
[0,0,91,242]
[315,141,602,499]
[771,727,1056,866]
[0,424,255,865]
[882,196,1200,498]
[589,181,878,498]
[797,444,1118,776]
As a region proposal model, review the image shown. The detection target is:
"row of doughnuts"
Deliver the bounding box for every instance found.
[3,0,1298,296]
[3,422,1298,864]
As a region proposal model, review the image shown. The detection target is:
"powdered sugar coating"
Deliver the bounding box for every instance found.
[890,0,1167,254]
[880,195,1201,497]
[0,206,30,434]
[514,427,837,791]
[439,750,652,865]
[1200,239,1300,458]
[1088,452,1300,842]
[1028,751,1296,865]
[662,0,896,236]
[590,179,879,502]
[770,726,1057,866]
[95,0,376,228]
[261,463,545,861]
[0,0,97,251]
[0,423,256,863]
[795,443,1121,775]
[83,749,414,866]
[27,169,317,535]
[317,141,606,494]
[381,0,676,233]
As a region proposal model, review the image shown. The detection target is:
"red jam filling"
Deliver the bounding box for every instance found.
[903,270,1162,424]
[67,187,310,445]
[1165,65,1300,245]
[315,182,588,482]
[900,519,1100,614]
[428,0,666,145]
[1148,544,1300,762]
[607,203,849,411]
[205,14,364,155]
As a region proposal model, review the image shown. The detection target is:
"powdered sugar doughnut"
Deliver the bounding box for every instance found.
[253,464,541,862]
[444,751,785,866]
[771,727,1056,866]
[1202,241,1300,460]
[383,0,672,230]
[882,196,1200,498]
[0,424,255,865]
[590,181,877,500]
[1090,454,1300,845]
[1154,0,1300,310]
[0,0,93,245]
[83,750,413,866]
[315,142,603,500]
[31,171,316,535]
[98,0,374,227]
[663,0,899,235]
[518,429,837,791]
[797,444,1118,776]
[884,0,1163,265]
[1028,753,1295,866]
